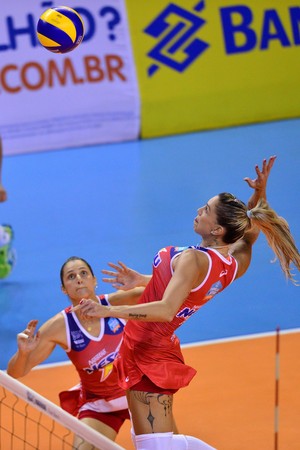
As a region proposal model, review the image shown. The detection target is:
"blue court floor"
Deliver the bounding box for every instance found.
[1,118,300,369]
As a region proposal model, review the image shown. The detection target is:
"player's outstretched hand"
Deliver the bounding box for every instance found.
[244,155,276,192]
[102,261,145,291]
[17,320,40,353]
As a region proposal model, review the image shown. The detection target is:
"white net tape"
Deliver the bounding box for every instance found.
[0,370,125,450]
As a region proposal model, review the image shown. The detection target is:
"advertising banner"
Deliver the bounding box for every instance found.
[126,0,300,138]
[0,1,140,155]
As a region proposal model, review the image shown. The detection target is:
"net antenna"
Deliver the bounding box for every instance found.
[0,370,125,450]
[274,327,280,450]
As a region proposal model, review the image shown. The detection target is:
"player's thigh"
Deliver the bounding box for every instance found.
[128,390,174,434]
[73,417,117,448]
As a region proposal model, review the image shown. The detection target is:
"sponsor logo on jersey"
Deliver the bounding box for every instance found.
[84,350,119,380]
[107,317,123,333]
[203,281,223,301]
[176,305,199,321]
[219,269,228,278]
[71,330,85,346]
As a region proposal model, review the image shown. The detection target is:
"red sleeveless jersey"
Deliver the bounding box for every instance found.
[61,295,126,407]
[115,245,238,391]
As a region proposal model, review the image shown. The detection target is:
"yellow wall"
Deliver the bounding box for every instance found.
[126,0,300,137]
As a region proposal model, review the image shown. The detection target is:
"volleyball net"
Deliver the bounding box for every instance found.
[0,370,125,450]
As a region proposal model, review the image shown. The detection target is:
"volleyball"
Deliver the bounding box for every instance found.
[37,6,84,54]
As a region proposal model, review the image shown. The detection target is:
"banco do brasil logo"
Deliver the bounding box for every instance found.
[144,1,300,76]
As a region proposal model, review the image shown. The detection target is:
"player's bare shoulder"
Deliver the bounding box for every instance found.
[39,312,67,348]
[174,246,209,272]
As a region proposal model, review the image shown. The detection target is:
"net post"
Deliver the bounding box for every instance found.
[274,326,280,450]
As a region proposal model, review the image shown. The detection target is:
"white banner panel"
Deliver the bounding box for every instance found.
[0,1,140,155]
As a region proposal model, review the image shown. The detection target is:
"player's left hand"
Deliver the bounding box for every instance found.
[102,261,142,291]
[244,155,276,192]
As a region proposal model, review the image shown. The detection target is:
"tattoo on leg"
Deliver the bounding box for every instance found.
[147,406,155,430]
[132,391,173,431]
[158,395,172,417]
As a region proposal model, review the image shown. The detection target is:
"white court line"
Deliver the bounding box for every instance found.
[181,327,300,348]
[28,327,300,371]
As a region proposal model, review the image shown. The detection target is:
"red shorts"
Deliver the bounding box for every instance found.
[131,375,178,395]
[115,332,197,391]
[59,389,129,433]
[78,408,130,433]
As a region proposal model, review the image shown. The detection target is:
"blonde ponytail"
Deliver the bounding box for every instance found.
[250,199,300,284]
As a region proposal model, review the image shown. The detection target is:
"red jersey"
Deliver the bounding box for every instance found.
[115,245,238,391]
[59,295,127,415]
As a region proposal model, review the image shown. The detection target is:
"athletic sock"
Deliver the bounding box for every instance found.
[131,428,136,447]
